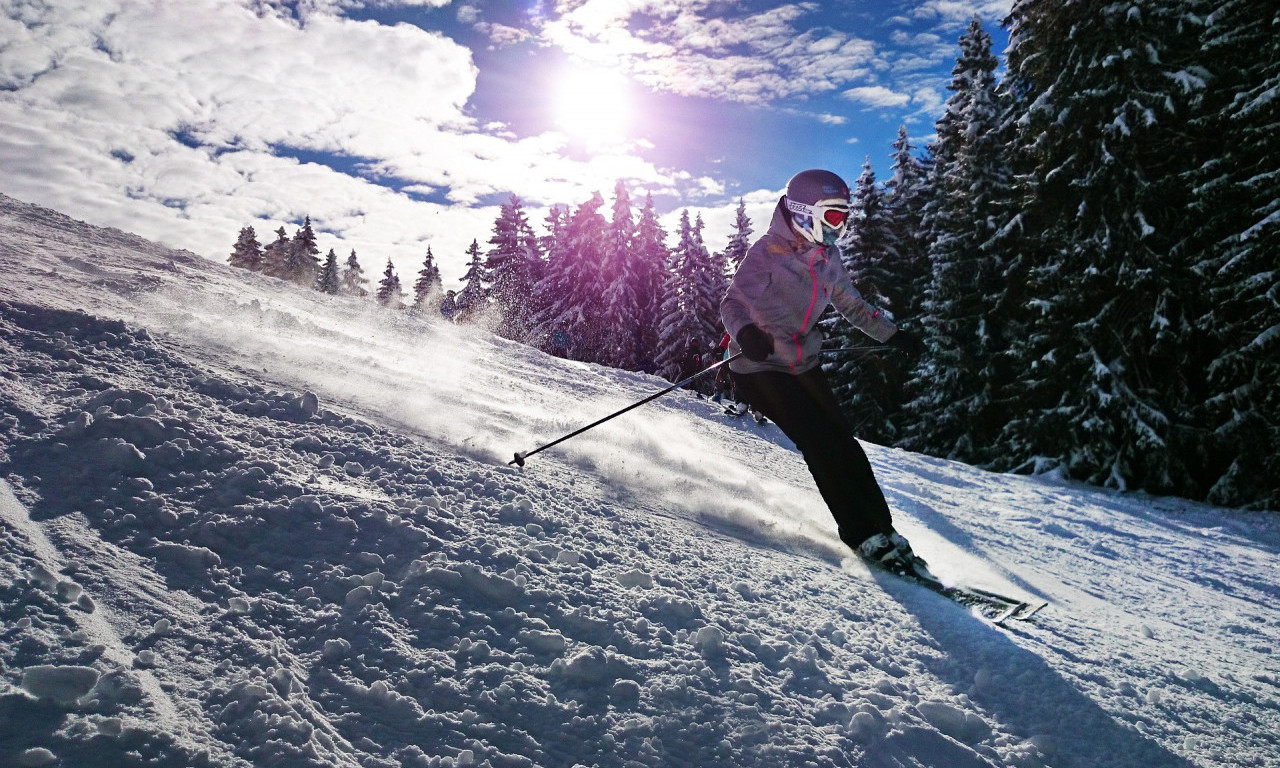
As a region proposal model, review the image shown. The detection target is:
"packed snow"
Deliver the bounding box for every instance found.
[1,192,1278,768]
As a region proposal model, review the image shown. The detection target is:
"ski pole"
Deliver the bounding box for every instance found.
[510,352,744,467]
[822,346,900,356]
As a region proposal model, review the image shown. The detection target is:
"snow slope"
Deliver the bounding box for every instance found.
[1,191,1277,768]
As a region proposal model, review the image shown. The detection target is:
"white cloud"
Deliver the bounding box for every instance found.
[911,0,1012,25]
[842,85,911,109]
[540,1,881,104]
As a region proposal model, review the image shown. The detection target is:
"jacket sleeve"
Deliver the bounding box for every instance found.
[719,245,771,339]
[829,259,898,343]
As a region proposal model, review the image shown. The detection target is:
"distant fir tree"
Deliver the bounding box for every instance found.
[284,216,322,286]
[996,0,1210,496]
[530,205,570,353]
[228,226,263,271]
[314,248,340,294]
[630,193,670,372]
[722,198,752,277]
[599,181,641,369]
[530,194,609,363]
[827,158,910,445]
[689,214,723,345]
[906,16,1015,462]
[1186,0,1280,508]
[485,195,543,341]
[260,227,292,279]
[699,214,732,327]
[411,246,443,313]
[341,250,369,297]
[375,258,404,306]
[454,240,488,323]
[654,210,719,385]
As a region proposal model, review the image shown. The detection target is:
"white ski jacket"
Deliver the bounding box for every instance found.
[720,199,898,375]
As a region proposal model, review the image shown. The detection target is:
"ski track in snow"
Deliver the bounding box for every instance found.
[1,192,1278,767]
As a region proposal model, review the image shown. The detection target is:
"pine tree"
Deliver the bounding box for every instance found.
[997,0,1211,495]
[284,216,321,286]
[654,210,718,385]
[412,246,444,313]
[485,195,543,341]
[828,158,909,445]
[906,16,1015,462]
[260,227,292,279]
[454,240,488,323]
[314,248,340,294]
[631,194,670,372]
[599,180,641,369]
[341,250,369,297]
[530,194,608,362]
[884,125,931,321]
[723,198,752,277]
[375,258,403,306]
[1186,0,1280,508]
[229,226,263,271]
[689,214,723,346]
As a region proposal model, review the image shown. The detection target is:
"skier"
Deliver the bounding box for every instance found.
[720,169,926,573]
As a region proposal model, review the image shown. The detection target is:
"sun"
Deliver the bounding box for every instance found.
[552,66,633,147]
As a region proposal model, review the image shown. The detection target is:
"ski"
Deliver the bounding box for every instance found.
[881,560,1048,625]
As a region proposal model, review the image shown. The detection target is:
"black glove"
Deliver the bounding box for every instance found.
[736,324,775,362]
[885,329,925,358]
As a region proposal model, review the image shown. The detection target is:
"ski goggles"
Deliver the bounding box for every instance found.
[786,198,850,228]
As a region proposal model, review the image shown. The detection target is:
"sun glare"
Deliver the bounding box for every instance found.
[552,66,632,147]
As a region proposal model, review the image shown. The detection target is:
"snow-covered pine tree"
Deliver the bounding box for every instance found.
[654,210,718,385]
[341,250,369,297]
[375,258,404,307]
[284,216,322,286]
[883,126,931,321]
[411,246,443,313]
[1186,0,1280,508]
[315,248,340,294]
[827,158,909,445]
[599,181,641,369]
[260,227,292,279]
[631,193,670,372]
[723,198,752,277]
[698,214,731,333]
[905,16,1014,462]
[529,194,608,363]
[229,226,263,271]
[996,0,1210,495]
[454,240,489,323]
[485,195,543,342]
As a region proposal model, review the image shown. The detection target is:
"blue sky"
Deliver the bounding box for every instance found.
[0,0,1010,285]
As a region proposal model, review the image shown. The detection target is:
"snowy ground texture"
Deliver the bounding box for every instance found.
[0,192,1278,768]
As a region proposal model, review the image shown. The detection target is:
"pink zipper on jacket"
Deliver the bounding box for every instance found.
[789,245,826,373]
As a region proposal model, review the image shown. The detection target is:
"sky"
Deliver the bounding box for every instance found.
[0,0,1012,285]
[3,191,1279,768]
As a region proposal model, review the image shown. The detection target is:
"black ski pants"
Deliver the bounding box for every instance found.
[731,365,893,549]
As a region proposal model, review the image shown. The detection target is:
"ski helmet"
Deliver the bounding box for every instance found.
[784,169,851,246]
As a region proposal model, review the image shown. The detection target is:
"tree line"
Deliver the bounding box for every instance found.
[227,187,747,384]
[229,1,1277,510]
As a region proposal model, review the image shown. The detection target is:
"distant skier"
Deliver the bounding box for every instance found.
[720,169,926,572]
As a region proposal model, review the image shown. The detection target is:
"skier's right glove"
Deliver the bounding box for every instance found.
[736,324,775,362]
[885,329,926,358]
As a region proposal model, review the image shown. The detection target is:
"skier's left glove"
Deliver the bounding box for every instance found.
[885,329,925,358]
